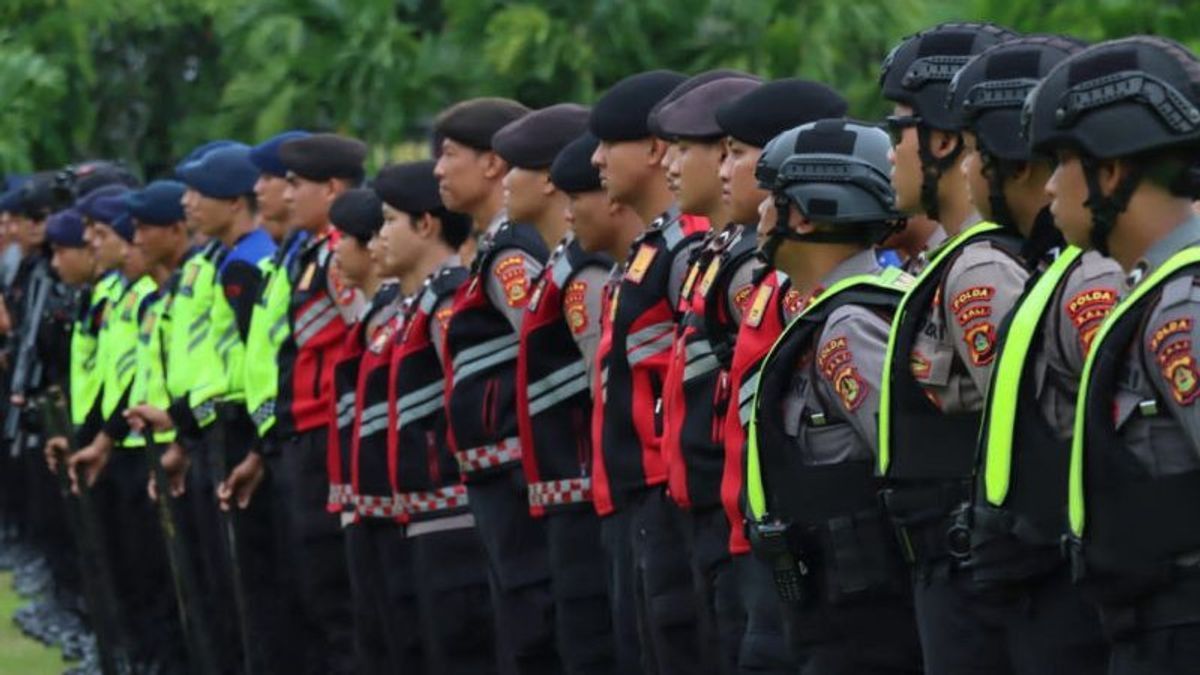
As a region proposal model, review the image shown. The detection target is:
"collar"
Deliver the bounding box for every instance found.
[819,248,885,289]
[1132,214,1200,286]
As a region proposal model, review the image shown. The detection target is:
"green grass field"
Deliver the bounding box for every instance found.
[0,572,66,674]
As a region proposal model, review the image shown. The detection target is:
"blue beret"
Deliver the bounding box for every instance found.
[0,175,30,213]
[250,130,311,177]
[77,185,131,223]
[110,212,135,243]
[126,180,187,226]
[45,209,87,248]
[175,139,239,178]
[178,145,259,199]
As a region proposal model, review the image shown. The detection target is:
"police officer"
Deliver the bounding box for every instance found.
[272,133,366,674]
[435,97,565,675]
[875,23,1032,675]
[1025,36,1200,674]
[946,36,1117,673]
[375,160,498,674]
[494,105,619,675]
[588,69,713,674]
[711,78,850,674]
[745,120,922,674]
[654,74,763,675]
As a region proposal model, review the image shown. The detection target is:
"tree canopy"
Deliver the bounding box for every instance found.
[3,0,1200,177]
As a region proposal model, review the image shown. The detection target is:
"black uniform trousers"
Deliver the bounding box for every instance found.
[545,507,617,674]
[410,521,498,674]
[683,506,747,675]
[466,466,561,675]
[783,594,922,675]
[272,427,354,675]
[601,485,707,675]
[92,450,186,670]
[344,517,424,674]
[732,552,803,673]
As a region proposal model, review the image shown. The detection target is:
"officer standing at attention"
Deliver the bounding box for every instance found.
[375,160,498,674]
[874,22,1031,675]
[494,104,620,675]
[745,120,923,674]
[273,133,367,675]
[1025,36,1200,674]
[434,97,566,675]
[710,78,850,674]
[588,69,713,675]
[946,36,1116,673]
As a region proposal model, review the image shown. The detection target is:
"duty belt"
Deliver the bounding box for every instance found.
[455,436,522,475]
[355,493,402,519]
[402,484,470,516]
[528,477,592,508]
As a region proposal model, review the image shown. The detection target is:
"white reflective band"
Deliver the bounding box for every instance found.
[528,374,590,416]
[295,304,339,347]
[189,308,211,335]
[405,512,476,537]
[358,401,391,439]
[452,344,518,385]
[454,436,522,474]
[683,339,719,382]
[295,296,334,334]
[452,333,519,371]
[187,326,211,353]
[737,370,761,426]
[627,331,674,367]
[526,361,587,401]
[397,381,444,419]
[528,477,591,508]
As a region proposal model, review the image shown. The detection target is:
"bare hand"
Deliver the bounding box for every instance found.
[68,436,112,495]
[149,442,189,501]
[218,451,265,511]
[43,436,68,473]
[124,405,173,433]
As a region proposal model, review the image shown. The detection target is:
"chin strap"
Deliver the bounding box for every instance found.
[979,149,1017,232]
[1080,155,1143,257]
[917,125,964,224]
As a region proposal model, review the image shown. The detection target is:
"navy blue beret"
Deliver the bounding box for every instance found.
[373,160,443,215]
[175,140,239,178]
[178,144,259,199]
[77,185,131,223]
[0,175,29,213]
[550,133,602,194]
[250,130,311,177]
[434,98,531,152]
[126,180,187,226]
[110,212,135,243]
[589,70,687,142]
[279,133,368,182]
[329,189,384,243]
[45,209,87,248]
[715,78,849,148]
[493,104,591,170]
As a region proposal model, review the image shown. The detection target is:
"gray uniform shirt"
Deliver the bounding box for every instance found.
[782,249,895,465]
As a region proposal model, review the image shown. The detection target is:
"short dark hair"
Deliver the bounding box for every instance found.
[418,207,471,249]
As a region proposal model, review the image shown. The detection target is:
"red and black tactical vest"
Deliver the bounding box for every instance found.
[517,236,611,517]
[721,269,800,554]
[276,229,355,436]
[343,285,403,521]
[444,222,549,482]
[664,224,759,511]
[391,266,472,522]
[591,210,710,516]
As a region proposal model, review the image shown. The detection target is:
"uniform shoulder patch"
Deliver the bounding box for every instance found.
[1159,345,1200,406]
[963,322,997,367]
[732,284,755,314]
[1067,286,1118,353]
[832,364,868,412]
[744,284,773,328]
[817,336,852,380]
[435,305,454,334]
[782,288,805,318]
[625,244,658,284]
[950,285,994,315]
[494,255,531,308]
[564,280,590,335]
[910,350,932,380]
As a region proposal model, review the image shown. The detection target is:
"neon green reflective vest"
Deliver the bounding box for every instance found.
[1069,247,1200,537]
[244,240,298,438]
[165,241,221,410]
[128,286,176,445]
[981,247,1083,506]
[69,271,124,427]
[100,275,157,449]
[746,266,914,520]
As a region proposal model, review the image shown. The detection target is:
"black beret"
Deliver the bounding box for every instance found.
[434,98,530,152]
[71,160,141,197]
[589,70,687,142]
[656,77,762,140]
[648,69,760,137]
[715,78,849,148]
[373,160,443,215]
[329,189,384,243]
[493,103,591,170]
[550,133,602,194]
[280,133,368,182]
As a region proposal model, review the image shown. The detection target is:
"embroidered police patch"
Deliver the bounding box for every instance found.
[1068,287,1118,353]
[964,322,997,366]
[833,364,867,412]
[564,280,590,335]
[494,255,530,308]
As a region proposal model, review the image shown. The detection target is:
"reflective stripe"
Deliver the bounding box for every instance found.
[627,331,675,367]
[187,326,211,353]
[452,334,519,371]
[454,436,522,474]
[251,400,275,429]
[336,392,357,430]
[402,484,470,514]
[268,314,289,343]
[397,381,445,425]
[215,323,239,357]
[627,321,675,350]
[188,308,211,335]
[528,374,591,416]
[358,402,390,438]
[295,304,339,347]
[738,370,761,426]
[452,344,519,385]
[527,361,587,401]
[295,297,334,334]
[683,339,719,382]
[528,477,592,508]
[405,512,476,537]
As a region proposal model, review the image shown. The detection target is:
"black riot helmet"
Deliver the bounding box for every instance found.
[880,22,1019,221]
[1024,36,1200,254]
[754,119,903,266]
[945,35,1086,227]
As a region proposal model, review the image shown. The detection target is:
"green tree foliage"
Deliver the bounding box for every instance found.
[2,0,1199,177]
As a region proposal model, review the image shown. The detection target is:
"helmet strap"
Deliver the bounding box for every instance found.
[1080,155,1143,257]
[979,149,1017,232]
[916,125,963,224]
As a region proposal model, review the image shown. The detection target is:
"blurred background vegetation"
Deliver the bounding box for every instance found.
[2,0,1199,177]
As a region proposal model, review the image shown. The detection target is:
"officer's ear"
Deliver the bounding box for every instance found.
[928,129,963,161]
[415,212,438,241]
[791,210,816,236]
[647,138,670,167]
[1096,159,1127,198]
[540,172,557,197]
[481,152,508,181]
